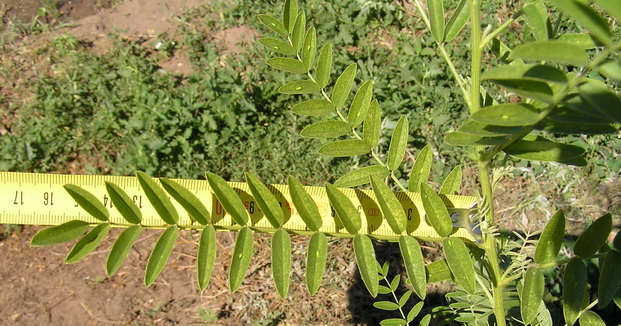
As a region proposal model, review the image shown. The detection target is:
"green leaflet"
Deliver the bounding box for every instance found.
[578,81,621,123]
[300,120,351,139]
[503,136,587,166]
[555,33,597,49]
[426,0,445,42]
[266,57,307,74]
[399,236,427,299]
[206,172,249,226]
[547,105,610,125]
[521,267,545,325]
[421,183,453,237]
[287,176,322,231]
[31,220,90,247]
[407,301,424,323]
[614,230,621,251]
[482,64,567,84]
[282,0,298,33]
[65,223,110,264]
[579,311,606,326]
[471,103,539,127]
[443,238,476,294]
[105,182,142,224]
[370,175,407,235]
[363,99,381,148]
[161,178,210,225]
[354,234,379,297]
[592,0,621,25]
[144,226,179,287]
[272,229,292,299]
[563,258,587,326]
[489,79,554,103]
[334,165,390,188]
[318,139,371,157]
[574,213,612,258]
[445,131,510,146]
[306,232,328,295]
[408,144,433,193]
[398,290,411,306]
[279,80,320,94]
[444,0,470,42]
[426,259,454,283]
[332,63,357,109]
[509,40,590,66]
[598,60,621,85]
[549,0,612,45]
[197,225,217,291]
[106,225,141,276]
[535,117,616,135]
[64,184,109,222]
[386,115,409,171]
[374,301,400,311]
[136,171,178,225]
[245,172,284,228]
[325,183,361,235]
[534,210,566,264]
[302,26,316,71]
[347,80,373,128]
[291,11,305,52]
[229,227,254,292]
[316,43,332,88]
[523,1,551,41]
[257,37,296,56]
[291,99,334,116]
[258,14,288,37]
[598,249,621,309]
[439,166,462,195]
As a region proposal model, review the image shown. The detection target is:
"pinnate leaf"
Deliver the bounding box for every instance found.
[206,172,249,226]
[408,144,433,192]
[105,182,142,224]
[439,166,462,195]
[267,57,307,74]
[300,120,351,139]
[354,234,379,297]
[443,238,476,294]
[334,165,389,188]
[370,175,407,235]
[272,229,292,299]
[245,172,284,228]
[318,139,371,157]
[136,171,178,225]
[521,267,545,325]
[161,178,210,225]
[534,210,565,264]
[421,183,453,237]
[306,232,328,295]
[106,225,141,276]
[574,213,612,258]
[291,99,334,116]
[197,225,217,291]
[399,236,427,299]
[64,184,109,221]
[316,43,332,88]
[325,183,361,234]
[145,226,179,286]
[66,223,110,264]
[387,115,409,171]
[287,176,322,231]
[332,63,357,108]
[563,258,587,326]
[31,220,90,247]
[229,227,254,292]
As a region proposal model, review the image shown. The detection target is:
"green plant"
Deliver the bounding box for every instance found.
[24,0,621,325]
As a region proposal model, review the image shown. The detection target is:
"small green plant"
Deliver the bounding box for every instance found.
[25,0,621,325]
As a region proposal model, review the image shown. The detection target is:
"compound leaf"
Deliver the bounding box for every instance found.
[197,225,217,291]
[136,171,178,225]
[332,63,357,108]
[408,144,433,192]
[354,234,379,297]
[563,258,587,326]
[316,43,333,88]
[348,80,374,128]
[598,249,621,309]
[266,57,308,74]
[443,238,476,294]
[300,120,351,139]
[399,236,427,299]
[574,213,612,258]
[318,139,371,157]
[66,223,110,264]
[439,166,462,195]
[31,220,90,247]
[534,210,566,264]
[509,40,590,66]
[106,225,141,276]
[421,183,453,237]
[279,80,320,94]
[161,178,210,225]
[229,227,254,292]
[245,173,284,228]
[334,165,390,188]
[521,267,545,325]
[272,229,292,299]
[325,183,361,234]
[287,176,322,231]
[64,184,109,222]
[105,182,142,224]
[387,115,409,171]
[291,99,334,116]
[363,99,381,148]
[145,226,179,287]
[370,175,407,235]
[206,172,249,226]
[306,232,328,295]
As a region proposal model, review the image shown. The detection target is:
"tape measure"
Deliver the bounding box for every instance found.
[0,172,478,241]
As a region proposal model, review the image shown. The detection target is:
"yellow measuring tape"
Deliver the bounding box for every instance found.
[0,172,478,241]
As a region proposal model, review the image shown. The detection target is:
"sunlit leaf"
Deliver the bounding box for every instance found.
[316,43,333,88]
[229,227,254,292]
[348,80,374,128]
[521,267,545,325]
[421,183,453,237]
[598,60,621,85]
[509,40,590,66]
[266,57,308,74]
[245,172,284,228]
[197,225,216,291]
[523,1,551,41]
[302,26,317,71]
[503,136,587,166]
[300,120,351,139]
[579,311,606,326]
[549,0,612,45]
[427,0,445,42]
[206,172,249,226]
[161,178,210,225]
[258,15,288,37]
[399,236,427,299]
[471,103,539,127]
[136,171,178,225]
[374,301,400,311]
[444,0,470,42]
[272,229,292,299]
[291,99,334,116]
[325,183,361,234]
[443,238,476,294]
[592,0,621,24]
[387,115,409,171]
[563,258,587,326]
[145,226,179,287]
[598,249,621,309]
[334,165,390,188]
[106,225,141,276]
[332,63,357,108]
[574,213,612,258]
[105,182,142,224]
[354,234,379,297]
[318,139,371,157]
[306,232,328,295]
[65,223,110,264]
[482,64,567,84]
[407,301,424,322]
[439,166,462,195]
[64,184,109,222]
[279,80,320,94]
[363,99,381,148]
[370,175,407,234]
[291,11,305,51]
[426,259,454,283]
[445,131,510,146]
[556,33,597,49]
[258,37,296,55]
[398,291,412,307]
[578,81,621,123]
[408,144,433,192]
[287,176,322,231]
[534,210,566,264]
[31,220,90,247]
[284,0,299,33]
